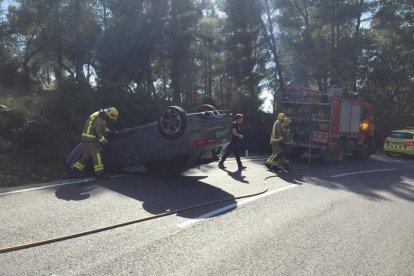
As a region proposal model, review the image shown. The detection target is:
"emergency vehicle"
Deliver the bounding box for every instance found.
[281,85,374,162]
[383,128,414,156]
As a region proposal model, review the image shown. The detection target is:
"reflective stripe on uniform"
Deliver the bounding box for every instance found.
[96,152,102,165]
[99,136,106,143]
[82,112,100,140]
[82,133,96,139]
[73,162,85,171]
[266,154,278,165]
[93,152,104,173]
[94,166,104,173]
[86,113,97,135]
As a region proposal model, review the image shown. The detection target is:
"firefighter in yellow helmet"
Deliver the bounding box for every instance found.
[265,113,286,171]
[72,107,118,179]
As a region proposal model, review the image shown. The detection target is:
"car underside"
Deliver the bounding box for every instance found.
[68,105,233,174]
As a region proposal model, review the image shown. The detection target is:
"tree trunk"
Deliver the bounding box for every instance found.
[74,62,84,85]
[207,50,212,99]
[262,0,285,114]
[55,42,64,85]
[170,1,181,104]
[102,0,108,29]
[352,0,364,92]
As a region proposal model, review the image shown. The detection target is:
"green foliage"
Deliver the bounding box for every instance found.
[359,0,414,143]
[223,0,263,97]
[0,0,413,185]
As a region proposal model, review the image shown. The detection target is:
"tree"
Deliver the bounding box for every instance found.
[274,0,371,92]
[0,1,20,87]
[8,0,102,88]
[260,0,285,113]
[168,0,201,104]
[360,0,414,141]
[223,0,263,99]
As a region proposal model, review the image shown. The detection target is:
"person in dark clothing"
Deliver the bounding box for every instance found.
[218,114,247,171]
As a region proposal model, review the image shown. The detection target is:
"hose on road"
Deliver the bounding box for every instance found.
[0,175,285,254]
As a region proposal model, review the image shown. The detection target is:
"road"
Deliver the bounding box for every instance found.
[0,154,413,275]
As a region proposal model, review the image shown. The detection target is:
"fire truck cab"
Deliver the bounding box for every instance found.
[281,85,374,162]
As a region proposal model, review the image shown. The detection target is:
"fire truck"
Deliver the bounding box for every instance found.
[281,85,375,162]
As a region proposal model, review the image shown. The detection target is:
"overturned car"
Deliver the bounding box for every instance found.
[67,105,233,174]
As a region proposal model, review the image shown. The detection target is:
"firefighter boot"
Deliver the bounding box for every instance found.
[70,167,84,178]
[271,165,281,172]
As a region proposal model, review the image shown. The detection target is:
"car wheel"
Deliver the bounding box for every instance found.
[196,104,217,112]
[158,106,186,140]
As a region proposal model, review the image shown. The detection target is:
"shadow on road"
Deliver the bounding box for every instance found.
[55,184,96,201]
[54,173,238,219]
[310,166,414,202]
[218,168,249,184]
[250,154,414,202]
[54,153,414,220]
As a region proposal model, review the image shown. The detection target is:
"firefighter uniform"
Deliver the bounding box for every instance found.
[73,107,118,176]
[281,117,293,169]
[266,113,285,169]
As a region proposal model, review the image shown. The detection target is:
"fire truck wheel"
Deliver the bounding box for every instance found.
[353,137,374,159]
[334,139,346,163]
[291,146,306,159]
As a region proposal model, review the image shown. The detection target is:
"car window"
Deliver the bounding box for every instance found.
[390,132,413,139]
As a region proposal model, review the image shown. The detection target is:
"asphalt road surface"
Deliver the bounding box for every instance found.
[0,154,413,275]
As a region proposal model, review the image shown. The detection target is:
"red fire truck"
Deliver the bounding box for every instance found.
[281,85,375,162]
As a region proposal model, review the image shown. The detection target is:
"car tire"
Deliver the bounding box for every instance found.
[196,104,217,112]
[158,106,186,140]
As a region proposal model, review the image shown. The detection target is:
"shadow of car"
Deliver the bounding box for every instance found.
[67,105,233,174]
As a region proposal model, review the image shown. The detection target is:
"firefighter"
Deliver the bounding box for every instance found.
[281,116,293,171]
[72,107,118,179]
[265,113,285,171]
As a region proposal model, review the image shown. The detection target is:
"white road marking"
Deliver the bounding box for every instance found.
[0,175,124,196]
[330,168,397,178]
[177,185,296,228]
[0,156,268,196]
[0,178,95,196]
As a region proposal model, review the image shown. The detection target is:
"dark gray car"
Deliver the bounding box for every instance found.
[68,105,233,174]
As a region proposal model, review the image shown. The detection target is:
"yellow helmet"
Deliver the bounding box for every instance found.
[277,113,285,121]
[283,117,291,125]
[105,107,118,121]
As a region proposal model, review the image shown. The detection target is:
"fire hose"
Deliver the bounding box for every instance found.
[0,175,283,254]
